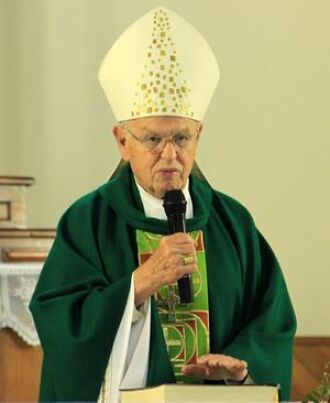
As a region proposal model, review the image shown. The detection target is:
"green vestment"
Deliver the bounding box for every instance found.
[29,164,296,401]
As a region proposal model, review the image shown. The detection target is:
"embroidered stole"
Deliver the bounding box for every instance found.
[136,229,210,383]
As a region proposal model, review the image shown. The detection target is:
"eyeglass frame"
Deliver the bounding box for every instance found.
[121,123,200,152]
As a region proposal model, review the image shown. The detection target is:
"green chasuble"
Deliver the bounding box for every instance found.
[29,164,296,401]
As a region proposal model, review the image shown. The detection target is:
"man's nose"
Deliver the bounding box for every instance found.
[160,140,177,160]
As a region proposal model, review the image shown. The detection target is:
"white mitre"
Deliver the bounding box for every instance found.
[98,6,220,121]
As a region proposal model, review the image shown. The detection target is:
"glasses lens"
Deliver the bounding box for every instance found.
[173,134,191,148]
[144,135,162,150]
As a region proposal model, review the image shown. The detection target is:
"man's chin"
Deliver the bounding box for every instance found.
[155,182,183,199]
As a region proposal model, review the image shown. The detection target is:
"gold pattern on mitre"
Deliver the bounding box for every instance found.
[131,9,193,118]
[98,6,220,122]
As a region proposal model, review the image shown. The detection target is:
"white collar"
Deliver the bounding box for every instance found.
[135,178,194,220]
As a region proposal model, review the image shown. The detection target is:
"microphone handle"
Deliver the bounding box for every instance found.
[168,214,194,304]
[177,274,194,304]
[168,214,186,233]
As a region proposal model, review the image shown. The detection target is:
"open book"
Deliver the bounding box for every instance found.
[120,384,280,402]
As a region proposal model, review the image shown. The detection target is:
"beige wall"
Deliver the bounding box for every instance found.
[1,0,329,335]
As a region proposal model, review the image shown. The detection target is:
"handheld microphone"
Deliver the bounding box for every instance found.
[163,190,194,304]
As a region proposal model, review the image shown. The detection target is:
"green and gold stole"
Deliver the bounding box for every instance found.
[136,229,210,383]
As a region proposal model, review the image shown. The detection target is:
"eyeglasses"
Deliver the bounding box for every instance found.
[124,126,199,152]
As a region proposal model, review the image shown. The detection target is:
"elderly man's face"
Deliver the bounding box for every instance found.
[114,116,202,198]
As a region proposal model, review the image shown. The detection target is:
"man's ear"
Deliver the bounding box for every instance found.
[113,125,130,161]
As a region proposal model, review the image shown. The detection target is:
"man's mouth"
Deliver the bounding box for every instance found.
[156,168,178,175]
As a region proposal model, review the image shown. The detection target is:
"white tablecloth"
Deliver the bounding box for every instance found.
[0,262,42,346]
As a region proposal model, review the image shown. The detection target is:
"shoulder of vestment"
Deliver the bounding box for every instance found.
[211,189,257,232]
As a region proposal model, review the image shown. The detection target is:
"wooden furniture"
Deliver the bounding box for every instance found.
[291,337,330,401]
[0,176,55,401]
[0,176,34,229]
[0,329,43,401]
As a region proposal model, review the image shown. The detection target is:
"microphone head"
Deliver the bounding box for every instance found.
[163,189,187,218]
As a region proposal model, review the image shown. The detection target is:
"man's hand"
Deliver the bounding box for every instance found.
[134,233,197,306]
[182,354,248,382]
